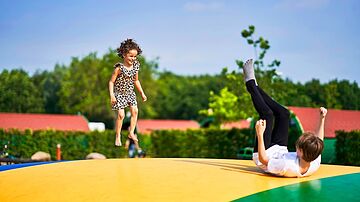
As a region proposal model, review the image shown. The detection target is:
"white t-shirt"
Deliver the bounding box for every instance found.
[252,144,321,177]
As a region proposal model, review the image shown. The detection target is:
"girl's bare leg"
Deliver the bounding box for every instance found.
[134,135,141,150]
[127,127,142,152]
[115,109,125,146]
[128,105,139,142]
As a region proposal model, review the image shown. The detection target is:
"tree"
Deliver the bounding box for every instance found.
[336,80,359,110]
[199,88,244,126]
[324,80,341,109]
[154,72,226,120]
[58,52,113,127]
[238,25,281,93]
[134,56,159,119]
[0,69,44,113]
[239,25,280,71]
[271,78,313,107]
[200,25,281,126]
[303,79,325,107]
[56,50,159,128]
[32,64,66,114]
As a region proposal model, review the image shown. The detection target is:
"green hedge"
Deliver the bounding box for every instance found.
[149,126,301,158]
[150,128,253,158]
[336,130,360,166]
[0,129,151,160]
[3,128,357,165]
[0,126,302,160]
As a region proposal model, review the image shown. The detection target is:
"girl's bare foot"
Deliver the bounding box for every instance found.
[128,132,138,142]
[115,134,122,146]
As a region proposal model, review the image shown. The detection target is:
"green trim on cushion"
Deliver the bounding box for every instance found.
[232,173,360,202]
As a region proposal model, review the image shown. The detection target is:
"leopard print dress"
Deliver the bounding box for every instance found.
[111,60,140,110]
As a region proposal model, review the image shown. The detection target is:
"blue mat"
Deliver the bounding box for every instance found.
[0,161,60,172]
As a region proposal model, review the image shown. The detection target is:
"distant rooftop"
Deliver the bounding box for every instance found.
[288,106,360,138]
[221,120,251,130]
[137,119,200,134]
[0,113,90,132]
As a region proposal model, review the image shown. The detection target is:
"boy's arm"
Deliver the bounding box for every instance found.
[315,107,327,140]
[134,72,147,102]
[256,120,269,166]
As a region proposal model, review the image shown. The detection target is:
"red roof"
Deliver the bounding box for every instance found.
[0,113,90,132]
[221,120,251,129]
[137,119,200,134]
[288,106,360,138]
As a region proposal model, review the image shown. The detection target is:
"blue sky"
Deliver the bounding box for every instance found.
[0,0,359,83]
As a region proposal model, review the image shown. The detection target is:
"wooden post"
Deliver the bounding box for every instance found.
[56,144,61,161]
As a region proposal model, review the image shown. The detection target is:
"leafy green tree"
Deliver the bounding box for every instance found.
[237,25,281,93]
[32,64,66,113]
[303,79,325,107]
[302,79,359,110]
[57,50,159,128]
[58,52,112,126]
[324,80,341,109]
[154,72,225,120]
[239,25,280,70]
[3,35,360,130]
[271,78,313,107]
[135,56,159,119]
[0,69,44,112]
[219,68,255,118]
[336,80,359,110]
[199,88,243,126]
[201,25,281,126]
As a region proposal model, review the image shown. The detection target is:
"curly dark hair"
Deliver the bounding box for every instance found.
[116,39,142,58]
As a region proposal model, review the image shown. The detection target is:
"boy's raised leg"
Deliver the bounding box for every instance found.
[243,59,273,151]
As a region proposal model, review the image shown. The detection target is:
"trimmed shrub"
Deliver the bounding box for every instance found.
[0,125,303,160]
[0,129,151,160]
[150,128,254,158]
[336,130,360,166]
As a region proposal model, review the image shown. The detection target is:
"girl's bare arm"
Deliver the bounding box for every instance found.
[134,72,147,101]
[109,68,120,104]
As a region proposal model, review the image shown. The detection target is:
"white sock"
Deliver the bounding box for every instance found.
[243,59,257,85]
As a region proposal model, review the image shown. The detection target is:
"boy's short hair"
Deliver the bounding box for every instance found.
[116,39,142,58]
[296,132,324,162]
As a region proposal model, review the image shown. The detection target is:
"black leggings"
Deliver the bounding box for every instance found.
[246,80,290,152]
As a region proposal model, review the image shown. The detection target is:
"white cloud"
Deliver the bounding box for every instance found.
[184,1,224,12]
[275,0,329,10]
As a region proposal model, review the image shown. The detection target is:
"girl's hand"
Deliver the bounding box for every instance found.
[110,95,117,105]
[320,107,327,118]
[255,119,266,138]
[141,93,147,102]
